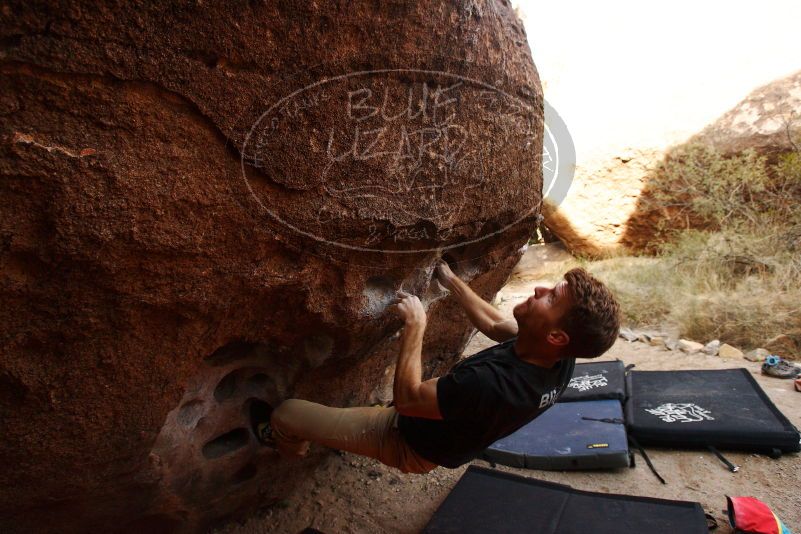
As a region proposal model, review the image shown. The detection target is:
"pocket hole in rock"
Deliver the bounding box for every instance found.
[201,428,250,459]
[214,371,239,403]
[245,373,271,396]
[440,246,483,280]
[247,399,273,439]
[303,335,334,369]
[441,253,457,270]
[231,462,258,485]
[176,400,205,428]
[0,372,28,405]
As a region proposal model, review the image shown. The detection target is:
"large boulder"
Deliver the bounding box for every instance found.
[0,1,543,532]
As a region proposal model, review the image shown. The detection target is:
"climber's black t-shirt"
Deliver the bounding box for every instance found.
[398,338,575,468]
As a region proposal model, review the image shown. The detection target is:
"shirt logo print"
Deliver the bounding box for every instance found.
[539,388,559,409]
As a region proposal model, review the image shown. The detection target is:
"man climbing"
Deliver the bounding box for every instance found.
[251,261,620,473]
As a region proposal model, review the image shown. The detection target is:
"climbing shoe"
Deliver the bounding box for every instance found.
[761,356,801,379]
[249,399,277,448]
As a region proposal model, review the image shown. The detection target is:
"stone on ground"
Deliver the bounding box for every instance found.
[718,343,745,360]
[703,340,721,356]
[677,339,704,353]
[744,348,771,362]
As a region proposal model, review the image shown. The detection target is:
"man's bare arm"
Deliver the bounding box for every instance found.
[392,292,443,420]
[435,261,518,342]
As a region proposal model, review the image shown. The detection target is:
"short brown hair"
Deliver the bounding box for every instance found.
[561,268,620,358]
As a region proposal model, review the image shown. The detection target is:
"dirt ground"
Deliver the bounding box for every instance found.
[220,245,801,534]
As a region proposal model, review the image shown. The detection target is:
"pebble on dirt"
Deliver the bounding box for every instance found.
[744,348,770,362]
[678,339,705,353]
[719,343,745,360]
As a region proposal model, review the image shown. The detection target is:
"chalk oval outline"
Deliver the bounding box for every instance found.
[240,68,555,254]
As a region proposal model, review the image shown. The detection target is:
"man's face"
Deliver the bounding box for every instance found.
[512,280,573,344]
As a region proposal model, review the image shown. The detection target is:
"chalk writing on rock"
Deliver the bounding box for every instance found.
[241,69,545,253]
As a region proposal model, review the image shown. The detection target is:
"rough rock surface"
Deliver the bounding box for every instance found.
[546,70,801,256]
[0,1,543,532]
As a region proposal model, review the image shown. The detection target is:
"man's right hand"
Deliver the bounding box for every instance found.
[435,260,459,291]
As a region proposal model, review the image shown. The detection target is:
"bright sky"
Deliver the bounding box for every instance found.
[514,0,801,163]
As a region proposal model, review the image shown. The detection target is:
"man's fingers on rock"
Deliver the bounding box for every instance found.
[436,261,454,277]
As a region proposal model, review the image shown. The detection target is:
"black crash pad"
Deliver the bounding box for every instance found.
[423,466,708,533]
[626,368,800,453]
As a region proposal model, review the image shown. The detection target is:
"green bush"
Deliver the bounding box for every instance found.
[645,142,801,235]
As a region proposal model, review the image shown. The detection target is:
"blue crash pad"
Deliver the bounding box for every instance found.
[482,399,630,470]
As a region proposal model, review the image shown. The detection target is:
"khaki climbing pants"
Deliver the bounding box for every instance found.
[270,399,438,474]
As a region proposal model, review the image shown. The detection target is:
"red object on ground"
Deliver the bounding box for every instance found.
[727,496,791,534]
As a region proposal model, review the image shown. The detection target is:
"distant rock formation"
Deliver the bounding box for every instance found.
[621,70,801,252]
[693,70,801,156]
[545,70,801,256]
[0,1,542,532]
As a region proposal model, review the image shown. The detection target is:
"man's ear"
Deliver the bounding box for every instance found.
[546,329,570,347]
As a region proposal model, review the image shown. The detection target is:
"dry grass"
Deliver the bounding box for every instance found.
[534,238,801,355]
